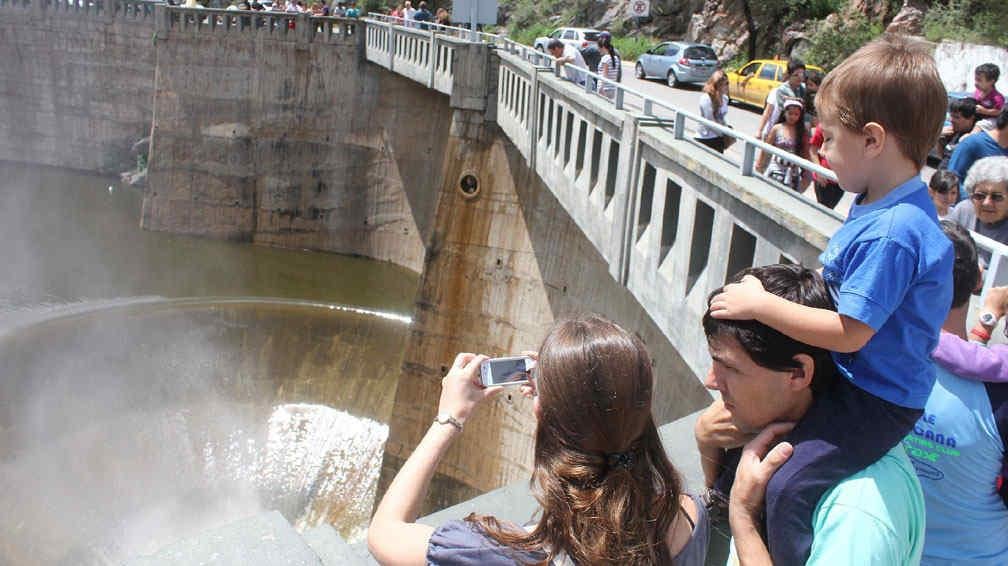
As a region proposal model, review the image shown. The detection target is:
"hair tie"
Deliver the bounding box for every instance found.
[606,451,635,470]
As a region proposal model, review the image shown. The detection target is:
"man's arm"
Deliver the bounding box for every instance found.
[710,276,875,353]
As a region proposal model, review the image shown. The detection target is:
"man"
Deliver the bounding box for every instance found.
[412,0,431,29]
[946,155,1008,261]
[775,59,806,111]
[697,264,925,565]
[546,39,587,86]
[906,221,1008,565]
[937,97,978,169]
[949,106,1008,201]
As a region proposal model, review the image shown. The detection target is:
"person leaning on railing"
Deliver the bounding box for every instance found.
[367,316,710,566]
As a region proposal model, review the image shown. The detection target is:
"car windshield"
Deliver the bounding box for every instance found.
[583,32,599,41]
[684,46,717,60]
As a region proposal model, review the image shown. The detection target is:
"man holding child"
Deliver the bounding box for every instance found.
[708,34,953,564]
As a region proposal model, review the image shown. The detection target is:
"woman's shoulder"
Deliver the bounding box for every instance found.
[667,493,710,566]
[427,519,547,566]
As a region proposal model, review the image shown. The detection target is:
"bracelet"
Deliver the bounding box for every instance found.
[970,326,992,342]
[433,413,464,432]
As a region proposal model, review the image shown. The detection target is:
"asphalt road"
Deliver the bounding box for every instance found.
[616,65,936,217]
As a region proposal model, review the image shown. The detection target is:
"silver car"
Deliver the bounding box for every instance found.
[634,42,718,88]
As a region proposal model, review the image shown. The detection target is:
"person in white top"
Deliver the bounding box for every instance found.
[547,39,588,85]
[696,70,731,154]
[596,35,621,99]
[403,0,416,26]
[755,85,782,141]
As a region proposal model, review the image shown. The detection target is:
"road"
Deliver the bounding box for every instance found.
[616,66,935,216]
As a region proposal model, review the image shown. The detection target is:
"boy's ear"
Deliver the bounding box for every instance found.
[861,122,886,158]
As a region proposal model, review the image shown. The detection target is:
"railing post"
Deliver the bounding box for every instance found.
[643,99,653,116]
[297,12,311,44]
[741,141,757,177]
[614,88,624,110]
[428,30,437,88]
[388,24,396,72]
[673,111,686,140]
[155,3,169,34]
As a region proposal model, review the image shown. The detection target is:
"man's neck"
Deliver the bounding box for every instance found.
[783,391,814,425]
[942,305,968,340]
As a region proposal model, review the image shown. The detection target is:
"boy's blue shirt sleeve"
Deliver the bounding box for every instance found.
[833,237,917,331]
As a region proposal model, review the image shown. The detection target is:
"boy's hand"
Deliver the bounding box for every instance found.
[709,275,770,321]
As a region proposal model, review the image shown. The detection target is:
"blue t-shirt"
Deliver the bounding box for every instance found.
[903,364,1008,565]
[819,176,953,409]
[948,132,1008,201]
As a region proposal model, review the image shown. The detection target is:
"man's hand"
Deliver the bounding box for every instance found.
[709,275,770,321]
[729,422,795,524]
[695,399,754,450]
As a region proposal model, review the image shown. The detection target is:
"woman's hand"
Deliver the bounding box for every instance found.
[438,353,503,423]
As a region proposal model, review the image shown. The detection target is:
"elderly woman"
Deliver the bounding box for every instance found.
[947,155,1008,263]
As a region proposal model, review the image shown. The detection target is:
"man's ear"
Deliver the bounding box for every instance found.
[788,353,816,391]
[862,122,886,158]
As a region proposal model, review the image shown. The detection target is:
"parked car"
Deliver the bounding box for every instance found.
[726,59,825,108]
[533,28,601,53]
[633,42,718,88]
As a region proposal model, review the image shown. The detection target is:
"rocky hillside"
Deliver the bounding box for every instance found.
[500,0,1006,68]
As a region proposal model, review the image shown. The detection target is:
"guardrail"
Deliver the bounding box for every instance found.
[0,0,159,18]
[163,6,358,40]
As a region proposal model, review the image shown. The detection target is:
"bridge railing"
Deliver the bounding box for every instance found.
[160,6,358,43]
[364,16,473,95]
[0,0,159,19]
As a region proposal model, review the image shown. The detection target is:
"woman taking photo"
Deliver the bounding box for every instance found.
[368,316,708,565]
[757,98,809,192]
[695,70,731,153]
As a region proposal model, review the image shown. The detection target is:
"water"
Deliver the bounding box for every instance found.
[0,162,420,564]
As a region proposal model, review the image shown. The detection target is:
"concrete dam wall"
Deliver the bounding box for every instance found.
[0,4,711,520]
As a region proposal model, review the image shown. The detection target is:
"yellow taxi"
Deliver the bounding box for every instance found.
[726,59,825,109]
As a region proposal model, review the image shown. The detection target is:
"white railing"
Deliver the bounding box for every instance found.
[363,16,468,95]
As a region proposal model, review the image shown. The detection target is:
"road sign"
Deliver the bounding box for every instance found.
[451,0,498,25]
[629,0,649,18]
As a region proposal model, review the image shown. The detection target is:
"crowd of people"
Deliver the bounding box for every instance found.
[366,35,1008,566]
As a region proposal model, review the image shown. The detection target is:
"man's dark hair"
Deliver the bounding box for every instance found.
[998,105,1008,130]
[547,39,564,52]
[949,96,977,120]
[929,169,959,194]
[787,58,806,77]
[976,63,1001,83]
[940,220,980,310]
[703,264,836,394]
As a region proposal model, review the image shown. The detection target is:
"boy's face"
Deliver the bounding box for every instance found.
[975,72,995,93]
[704,335,799,433]
[817,113,868,194]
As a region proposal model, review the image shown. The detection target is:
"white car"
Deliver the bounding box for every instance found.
[533,28,601,53]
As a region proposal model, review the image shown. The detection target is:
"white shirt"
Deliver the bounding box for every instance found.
[762,86,782,139]
[560,43,587,84]
[697,93,729,139]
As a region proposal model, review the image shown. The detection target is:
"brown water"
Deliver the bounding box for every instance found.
[0,163,421,564]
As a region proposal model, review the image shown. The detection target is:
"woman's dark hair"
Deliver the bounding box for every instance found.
[703,264,837,395]
[470,316,681,565]
[776,100,809,159]
[940,220,980,310]
[929,169,960,194]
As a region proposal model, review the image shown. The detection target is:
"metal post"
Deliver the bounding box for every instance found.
[673,111,685,139]
[614,88,624,110]
[643,99,652,116]
[741,141,757,176]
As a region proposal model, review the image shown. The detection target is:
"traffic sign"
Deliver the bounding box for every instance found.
[630,0,649,18]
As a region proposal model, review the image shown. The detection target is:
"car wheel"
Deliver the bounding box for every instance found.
[635,62,645,79]
[667,70,680,88]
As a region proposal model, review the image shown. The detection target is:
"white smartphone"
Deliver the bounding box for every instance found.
[479,356,534,387]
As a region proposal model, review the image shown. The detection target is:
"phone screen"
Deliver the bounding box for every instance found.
[485,357,530,386]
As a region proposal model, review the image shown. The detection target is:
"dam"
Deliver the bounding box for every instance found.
[2,2,1007,563]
